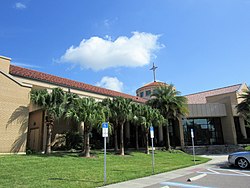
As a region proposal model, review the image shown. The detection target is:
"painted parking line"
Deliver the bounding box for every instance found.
[207,168,250,174]
[161,182,215,188]
[232,170,250,176]
[197,171,248,177]
[206,169,220,174]
[196,168,250,177]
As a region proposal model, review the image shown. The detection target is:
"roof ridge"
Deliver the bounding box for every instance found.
[9,65,146,103]
[185,83,242,96]
[10,65,107,92]
[143,81,165,86]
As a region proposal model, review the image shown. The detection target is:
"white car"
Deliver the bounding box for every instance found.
[228,151,250,169]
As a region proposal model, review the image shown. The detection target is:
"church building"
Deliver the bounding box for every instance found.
[0,55,249,153]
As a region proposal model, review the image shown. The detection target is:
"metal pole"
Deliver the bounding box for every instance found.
[104,137,107,185]
[191,136,196,164]
[151,138,155,174]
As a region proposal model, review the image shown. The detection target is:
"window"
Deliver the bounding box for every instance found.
[140,92,144,97]
[182,118,223,146]
[145,90,151,96]
[153,89,158,94]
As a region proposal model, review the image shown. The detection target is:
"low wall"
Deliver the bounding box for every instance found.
[184,145,244,155]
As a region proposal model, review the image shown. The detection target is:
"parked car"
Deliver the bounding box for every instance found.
[228,151,250,169]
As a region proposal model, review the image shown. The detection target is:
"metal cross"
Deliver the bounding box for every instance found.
[150,63,158,82]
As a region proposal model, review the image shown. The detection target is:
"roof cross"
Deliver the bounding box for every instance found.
[150,63,158,82]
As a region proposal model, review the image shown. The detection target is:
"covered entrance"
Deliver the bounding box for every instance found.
[183,118,224,146]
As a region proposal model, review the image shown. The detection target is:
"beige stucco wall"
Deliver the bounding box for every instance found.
[0,72,31,153]
[0,56,11,74]
[206,87,250,143]
[236,83,249,104]
[207,95,237,144]
[207,92,238,105]
[187,103,226,118]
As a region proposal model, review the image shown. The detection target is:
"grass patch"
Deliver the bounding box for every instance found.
[0,150,209,188]
[244,146,250,151]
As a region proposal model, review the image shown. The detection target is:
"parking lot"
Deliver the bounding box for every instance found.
[103,155,250,188]
[148,161,250,188]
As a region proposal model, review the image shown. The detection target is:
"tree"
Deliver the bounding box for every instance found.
[30,88,65,154]
[101,98,119,152]
[112,97,132,155]
[131,103,141,150]
[147,84,188,150]
[236,89,250,124]
[67,97,105,157]
[137,105,165,154]
[62,91,79,113]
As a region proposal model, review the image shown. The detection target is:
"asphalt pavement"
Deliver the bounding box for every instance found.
[101,155,229,188]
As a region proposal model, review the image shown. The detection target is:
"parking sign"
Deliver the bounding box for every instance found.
[150,126,154,138]
[102,122,108,137]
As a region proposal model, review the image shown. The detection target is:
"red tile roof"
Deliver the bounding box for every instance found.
[136,81,167,92]
[185,84,242,104]
[9,65,146,103]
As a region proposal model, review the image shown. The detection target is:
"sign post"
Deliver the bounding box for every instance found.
[191,128,196,164]
[150,126,155,174]
[102,122,108,185]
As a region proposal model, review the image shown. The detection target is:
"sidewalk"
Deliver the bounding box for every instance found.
[101,155,228,188]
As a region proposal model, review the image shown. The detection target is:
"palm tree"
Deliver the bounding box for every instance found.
[136,105,165,154]
[131,103,141,150]
[67,97,105,157]
[236,89,250,124]
[102,97,133,155]
[62,91,79,112]
[101,98,119,152]
[147,84,188,150]
[30,87,65,154]
[112,97,132,155]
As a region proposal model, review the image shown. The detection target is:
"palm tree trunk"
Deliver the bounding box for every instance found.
[45,124,52,154]
[135,124,139,150]
[120,123,125,155]
[114,128,118,152]
[80,122,85,151]
[84,131,90,157]
[145,131,149,154]
[165,124,171,150]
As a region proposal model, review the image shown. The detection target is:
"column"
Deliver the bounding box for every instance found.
[239,117,247,139]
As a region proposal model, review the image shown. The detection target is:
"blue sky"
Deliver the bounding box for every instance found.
[1,0,250,95]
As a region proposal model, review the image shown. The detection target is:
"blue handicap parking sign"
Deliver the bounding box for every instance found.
[102,122,108,128]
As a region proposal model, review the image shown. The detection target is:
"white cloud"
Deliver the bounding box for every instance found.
[103,18,118,28]
[104,19,110,27]
[15,2,26,9]
[60,32,163,71]
[96,76,123,92]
